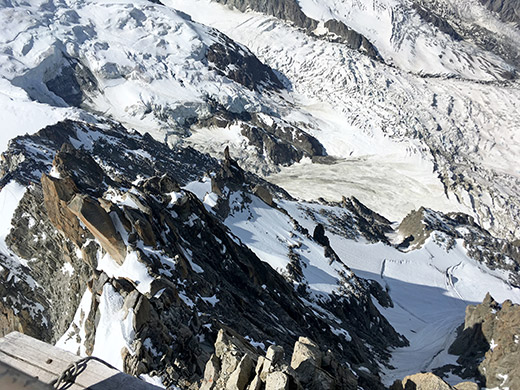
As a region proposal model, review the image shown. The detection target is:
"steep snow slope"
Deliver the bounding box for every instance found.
[168,0,520,240]
[180,165,520,385]
[0,79,85,153]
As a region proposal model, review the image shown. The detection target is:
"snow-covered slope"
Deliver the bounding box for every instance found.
[2,0,520,239]
[278,199,520,385]
[296,0,517,79]
[0,0,282,145]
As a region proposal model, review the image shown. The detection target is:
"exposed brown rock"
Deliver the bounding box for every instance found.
[253,185,274,207]
[67,194,126,264]
[392,372,453,390]
[41,174,87,247]
[453,382,479,390]
[449,293,520,389]
[290,337,322,383]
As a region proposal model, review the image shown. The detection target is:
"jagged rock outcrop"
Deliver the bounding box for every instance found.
[322,19,381,58]
[412,4,462,41]
[194,108,327,172]
[201,329,358,390]
[207,38,283,91]
[212,0,380,59]
[446,293,520,389]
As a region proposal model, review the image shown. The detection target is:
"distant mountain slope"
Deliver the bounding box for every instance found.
[169,0,520,241]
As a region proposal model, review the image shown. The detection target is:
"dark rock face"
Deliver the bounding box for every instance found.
[0,120,406,389]
[479,0,520,26]
[323,19,381,59]
[447,294,520,389]
[412,4,462,41]
[214,0,317,30]
[0,119,219,189]
[297,196,393,245]
[213,0,380,59]
[2,185,92,344]
[207,39,283,91]
[45,57,99,107]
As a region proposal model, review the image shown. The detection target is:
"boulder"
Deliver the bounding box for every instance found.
[290,337,322,383]
[454,382,479,390]
[41,174,87,247]
[67,194,127,264]
[226,354,254,390]
[264,372,289,390]
[398,373,453,389]
[253,185,274,207]
[201,354,221,390]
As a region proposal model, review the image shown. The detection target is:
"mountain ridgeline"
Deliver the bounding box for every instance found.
[0,0,520,389]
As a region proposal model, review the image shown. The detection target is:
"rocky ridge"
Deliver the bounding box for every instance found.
[211,0,380,58]
[0,120,408,389]
[397,207,520,286]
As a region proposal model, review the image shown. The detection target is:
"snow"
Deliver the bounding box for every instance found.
[225,193,348,298]
[183,177,221,211]
[178,291,195,308]
[330,326,352,342]
[0,79,73,154]
[97,250,154,295]
[281,199,520,385]
[1,0,520,384]
[0,181,26,246]
[61,261,75,276]
[1,0,518,239]
[56,288,93,356]
[201,294,219,307]
[167,0,520,240]
[92,283,135,371]
[140,374,166,388]
[269,153,466,223]
[296,0,516,80]
[104,190,143,210]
